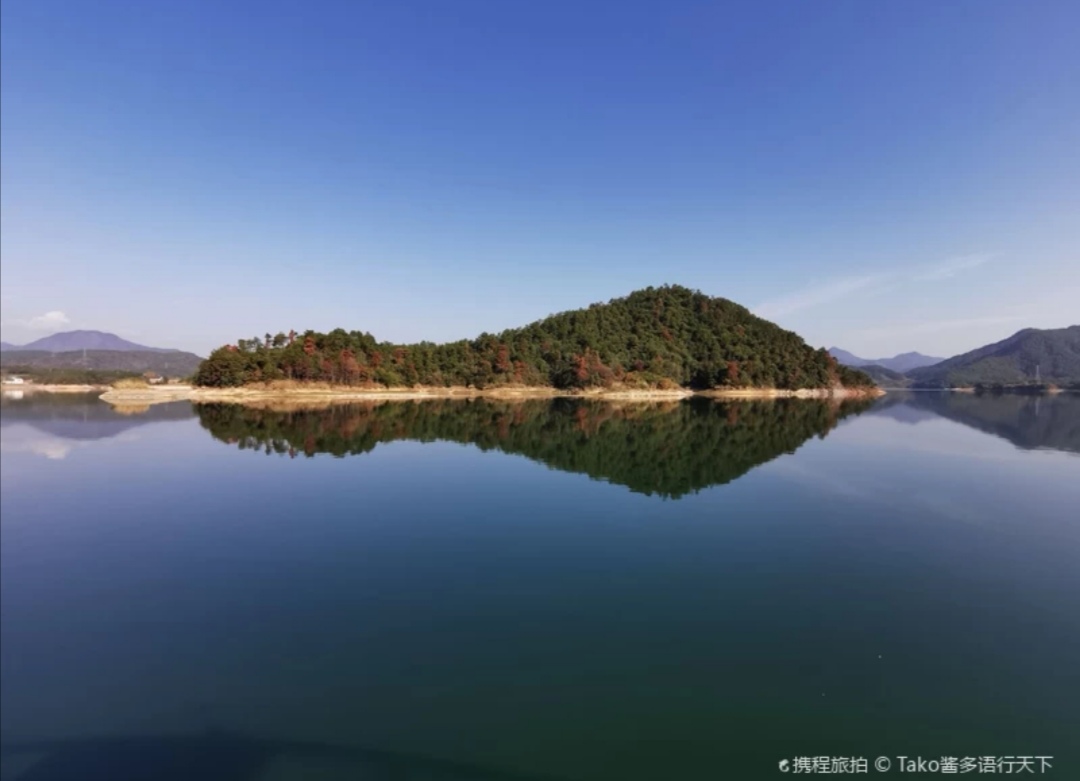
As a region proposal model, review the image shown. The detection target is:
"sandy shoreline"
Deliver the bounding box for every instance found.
[88,383,884,407]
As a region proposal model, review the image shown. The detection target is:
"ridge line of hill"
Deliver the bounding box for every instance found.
[192,285,877,392]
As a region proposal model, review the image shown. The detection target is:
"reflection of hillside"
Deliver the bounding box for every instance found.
[0,393,195,441]
[869,392,1080,454]
[197,398,874,498]
[862,396,940,426]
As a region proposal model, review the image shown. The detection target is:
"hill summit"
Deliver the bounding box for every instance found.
[195,285,875,391]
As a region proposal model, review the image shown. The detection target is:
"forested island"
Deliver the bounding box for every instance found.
[193,285,875,394]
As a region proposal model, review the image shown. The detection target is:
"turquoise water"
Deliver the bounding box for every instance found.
[1,392,1077,780]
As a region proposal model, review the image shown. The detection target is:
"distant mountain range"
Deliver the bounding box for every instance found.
[1,331,203,377]
[830,326,1080,389]
[828,348,944,373]
[0,330,179,353]
[906,326,1080,388]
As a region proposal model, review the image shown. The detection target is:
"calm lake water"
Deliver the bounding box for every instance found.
[1,392,1078,780]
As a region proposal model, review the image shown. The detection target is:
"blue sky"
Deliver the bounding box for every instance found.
[2,0,1077,358]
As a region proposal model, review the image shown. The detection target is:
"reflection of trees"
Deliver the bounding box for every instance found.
[872,392,1080,454]
[197,398,875,498]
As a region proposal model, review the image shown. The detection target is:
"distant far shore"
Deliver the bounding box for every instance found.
[85,382,886,407]
[695,388,883,399]
[874,385,1075,395]
[2,383,111,393]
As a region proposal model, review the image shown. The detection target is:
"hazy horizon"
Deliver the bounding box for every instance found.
[2,1,1078,358]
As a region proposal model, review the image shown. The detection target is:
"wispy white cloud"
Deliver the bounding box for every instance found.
[752,252,996,320]
[858,314,1032,340]
[0,427,148,461]
[25,310,70,331]
[911,253,994,281]
[0,432,74,460]
[752,274,894,319]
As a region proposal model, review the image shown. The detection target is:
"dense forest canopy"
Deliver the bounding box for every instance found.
[196,397,875,498]
[194,285,874,390]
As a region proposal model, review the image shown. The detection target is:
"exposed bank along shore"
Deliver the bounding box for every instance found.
[92,383,885,407]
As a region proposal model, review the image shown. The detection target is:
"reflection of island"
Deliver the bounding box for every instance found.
[868,392,1080,454]
[197,398,874,498]
[0,393,195,441]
